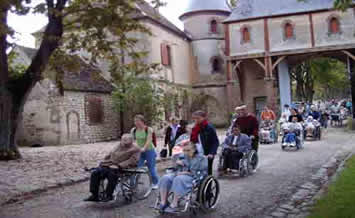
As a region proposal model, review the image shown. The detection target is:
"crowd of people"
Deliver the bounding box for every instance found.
[83,98,352,212]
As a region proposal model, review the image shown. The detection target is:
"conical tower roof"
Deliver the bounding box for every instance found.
[180,0,231,19]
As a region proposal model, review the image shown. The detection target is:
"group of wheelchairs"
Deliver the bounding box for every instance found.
[279,117,322,151]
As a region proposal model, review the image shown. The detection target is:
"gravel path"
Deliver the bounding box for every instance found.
[0,128,354,218]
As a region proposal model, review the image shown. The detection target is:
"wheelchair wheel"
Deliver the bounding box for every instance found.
[132,168,152,200]
[247,150,258,174]
[199,176,220,213]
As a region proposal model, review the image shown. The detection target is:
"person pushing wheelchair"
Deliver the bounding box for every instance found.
[221,125,252,173]
[84,134,141,202]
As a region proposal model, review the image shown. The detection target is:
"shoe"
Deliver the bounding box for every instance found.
[152,184,159,190]
[101,195,114,202]
[84,195,99,202]
[164,206,179,213]
[159,203,170,213]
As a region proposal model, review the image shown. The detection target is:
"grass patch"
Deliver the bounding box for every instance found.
[308,155,355,218]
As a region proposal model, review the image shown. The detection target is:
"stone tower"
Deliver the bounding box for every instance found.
[179,0,231,83]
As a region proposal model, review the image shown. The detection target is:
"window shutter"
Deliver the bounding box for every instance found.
[86,96,104,125]
[161,43,168,66]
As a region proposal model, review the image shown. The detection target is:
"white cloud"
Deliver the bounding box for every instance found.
[8,0,188,48]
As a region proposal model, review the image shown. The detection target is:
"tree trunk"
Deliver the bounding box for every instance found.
[349,56,355,119]
[0,0,66,160]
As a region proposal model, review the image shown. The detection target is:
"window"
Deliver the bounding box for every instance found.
[329,17,340,34]
[86,96,104,125]
[161,43,171,66]
[241,26,251,43]
[210,19,218,33]
[284,22,294,39]
[211,57,222,74]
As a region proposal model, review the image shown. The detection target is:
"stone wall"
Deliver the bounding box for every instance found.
[18,80,119,146]
[239,60,279,118]
[229,19,265,56]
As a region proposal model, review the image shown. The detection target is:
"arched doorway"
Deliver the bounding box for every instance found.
[66,111,80,142]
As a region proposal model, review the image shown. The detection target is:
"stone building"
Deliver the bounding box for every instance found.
[16,48,119,146]
[224,0,355,118]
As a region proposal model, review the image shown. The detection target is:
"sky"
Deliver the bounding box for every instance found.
[8,0,189,48]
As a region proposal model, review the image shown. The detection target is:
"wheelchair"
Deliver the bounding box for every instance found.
[218,146,259,177]
[85,166,152,202]
[259,125,278,144]
[154,170,220,215]
[303,125,321,141]
[281,128,304,150]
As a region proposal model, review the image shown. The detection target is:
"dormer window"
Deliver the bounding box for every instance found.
[241,26,251,44]
[284,22,294,39]
[210,19,218,33]
[329,17,340,34]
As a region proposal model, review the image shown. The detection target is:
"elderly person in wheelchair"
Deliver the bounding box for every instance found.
[158,142,209,213]
[84,134,141,202]
[220,125,252,175]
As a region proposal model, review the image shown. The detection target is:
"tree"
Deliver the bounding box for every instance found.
[112,68,164,134]
[291,58,349,102]
[299,0,353,10]
[0,0,164,160]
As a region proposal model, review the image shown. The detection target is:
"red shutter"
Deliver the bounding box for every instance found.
[86,96,103,124]
[161,43,169,66]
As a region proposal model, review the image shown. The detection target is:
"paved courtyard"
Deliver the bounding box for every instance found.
[1,127,354,218]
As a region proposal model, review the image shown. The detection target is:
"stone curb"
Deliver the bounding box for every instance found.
[0,157,172,206]
[268,150,353,218]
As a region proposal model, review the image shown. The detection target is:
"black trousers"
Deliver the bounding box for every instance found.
[168,142,174,157]
[252,136,259,152]
[208,157,214,175]
[223,150,244,170]
[90,167,119,197]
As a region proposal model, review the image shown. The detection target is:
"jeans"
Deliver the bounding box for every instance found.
[90,167,119,197]
[138,149,159,185]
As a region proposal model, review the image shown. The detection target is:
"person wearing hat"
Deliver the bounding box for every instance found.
[233,105,259,152]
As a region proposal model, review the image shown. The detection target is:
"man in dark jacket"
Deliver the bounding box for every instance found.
[233,105,259,152]
[190,110,219,175]
[164,117,181,157]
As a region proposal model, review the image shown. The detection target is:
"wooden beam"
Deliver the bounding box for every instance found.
[264,18,270,53]
[309,14,315,47]
[342,50,355,61]
[224,24,230,57]
[227,44,355,61]
[272,56,287,71]
[233,60,242,71]
[254,58,267,72]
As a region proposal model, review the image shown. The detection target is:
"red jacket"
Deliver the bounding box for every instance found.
[233,114,259,137]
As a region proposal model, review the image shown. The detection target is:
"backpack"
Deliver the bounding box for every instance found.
[133,127,157,148]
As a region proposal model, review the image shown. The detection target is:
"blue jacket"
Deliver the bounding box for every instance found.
[223,133,251,153]
[311,111,321,120]
[199,124,220,155]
